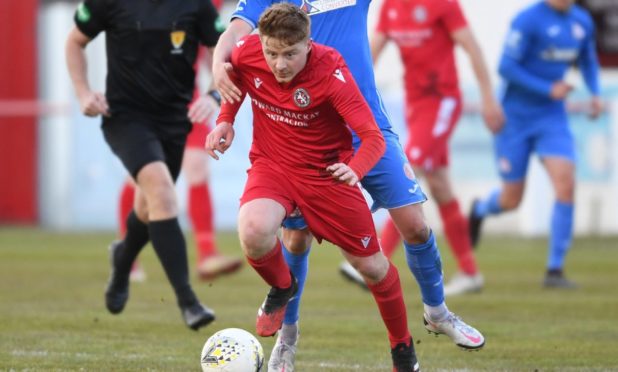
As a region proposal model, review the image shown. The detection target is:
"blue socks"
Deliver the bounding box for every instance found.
[404,231,444,306]
[548,201,574,270]
[474,189,503,217]
[282,244,310,325]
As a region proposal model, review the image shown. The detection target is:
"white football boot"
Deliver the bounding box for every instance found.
[423,312,485,350]
[443,271,484,296]
[268,324,299,372]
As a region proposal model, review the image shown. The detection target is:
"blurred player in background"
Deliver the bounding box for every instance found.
[121,47,242,283]
[368,0,504,296]
[213,0,485,370]
[65,0,224,330]
[469,0,602,288]
[206,4,421,370]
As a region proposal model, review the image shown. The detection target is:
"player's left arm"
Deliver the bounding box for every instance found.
[453,27,504,133]
[577,13,602,119]
[189,0,225,124]
[326,63,385,185]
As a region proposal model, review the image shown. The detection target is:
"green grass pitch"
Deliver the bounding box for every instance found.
[1,228,617,371]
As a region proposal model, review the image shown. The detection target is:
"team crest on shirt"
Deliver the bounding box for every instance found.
[293,88,311,108]
[413,5,427,23]
[170,31,186,54]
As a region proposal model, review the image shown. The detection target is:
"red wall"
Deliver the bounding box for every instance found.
[0,0,38,223]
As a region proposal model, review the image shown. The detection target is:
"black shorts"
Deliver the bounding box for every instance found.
[101,114,191,181]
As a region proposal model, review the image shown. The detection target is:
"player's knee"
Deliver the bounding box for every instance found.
[238,219,277,255]
[352,253,389,284]
[282,228,311,254]
[400,222,430,245]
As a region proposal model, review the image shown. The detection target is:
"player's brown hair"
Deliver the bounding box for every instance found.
[257,3,311,46]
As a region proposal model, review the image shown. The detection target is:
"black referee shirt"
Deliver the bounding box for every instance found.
[74,0,223,121]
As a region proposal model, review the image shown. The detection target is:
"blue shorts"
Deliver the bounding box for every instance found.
[355,128,427,212]
[494,110,575,182]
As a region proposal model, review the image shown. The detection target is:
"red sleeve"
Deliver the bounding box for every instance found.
[441,0,468,33]
[215,41,247,125]
[375,0,390,34]
[328,60,385,179]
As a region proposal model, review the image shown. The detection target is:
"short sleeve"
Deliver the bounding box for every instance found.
[74,0,108,39]
[441,0,468,33]
[198,0,224,47]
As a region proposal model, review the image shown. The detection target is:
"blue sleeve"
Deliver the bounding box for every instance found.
[498,13,553,97]
[577,18,601,96]
[231,0,274,28]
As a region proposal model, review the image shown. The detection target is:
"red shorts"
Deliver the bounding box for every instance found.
[240,158,380,257]
[404,96,462,171]
[185,122,211,149]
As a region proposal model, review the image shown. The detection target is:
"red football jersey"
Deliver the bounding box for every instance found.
[217,35,383,183]
[376,0,468,100]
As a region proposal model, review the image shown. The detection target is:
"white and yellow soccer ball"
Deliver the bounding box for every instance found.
[200,328,264,372]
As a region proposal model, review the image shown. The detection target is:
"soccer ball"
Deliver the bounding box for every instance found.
[200,328,264,372]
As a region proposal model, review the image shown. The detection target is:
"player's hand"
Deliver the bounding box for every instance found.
[214,61,242,104]
[78,91,109,117]
[481,98,505,133]
[205,122,235,160]
[326,163,359,186]
[188,94,218,124]
[588,96,603,120]
[550,81,573,100]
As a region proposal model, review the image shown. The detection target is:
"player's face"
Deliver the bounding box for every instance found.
[261,36,311,83]
[546,0,575,12]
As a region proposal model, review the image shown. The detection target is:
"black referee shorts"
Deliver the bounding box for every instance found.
[102,114,191,182]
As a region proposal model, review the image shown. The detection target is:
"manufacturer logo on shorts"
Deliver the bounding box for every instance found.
[170,31,186,54]
[361,236,371,248]
[293,88,311,108]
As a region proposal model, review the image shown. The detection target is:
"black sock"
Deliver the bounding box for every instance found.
[148,217,197,307]
[111,211,150,288]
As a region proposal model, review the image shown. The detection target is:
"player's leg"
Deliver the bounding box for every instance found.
[299,181,418,371]
[538,113,577,288]
[239,198,297,337]
[239,164,298,337]
[136,160,215,330]
[542,157,576,288]
[362,131,484,349]
[182,145,242,280]
[268,220,311,372]
[117,177,146,282]
[469,116,532,247]
[424,166,483,295]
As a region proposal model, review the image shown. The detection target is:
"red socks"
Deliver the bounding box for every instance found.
[438,199,477,275]
[118,181,135,238]
[188,183,216,262]
[367,262,411,347]
[379,218,401,259]
[246,239,291,289]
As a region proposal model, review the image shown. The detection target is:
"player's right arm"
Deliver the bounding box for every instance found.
[66,27,109,117]
[65,0,109,117]
[212,18,254,104]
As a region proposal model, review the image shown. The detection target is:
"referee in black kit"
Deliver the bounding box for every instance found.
[65,0,224,330]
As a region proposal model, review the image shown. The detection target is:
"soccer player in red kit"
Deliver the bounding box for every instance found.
[206,4,419,371]
[371,0,504,295]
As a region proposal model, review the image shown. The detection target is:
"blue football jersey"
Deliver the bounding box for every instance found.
[498,1,600,116]
[232,0,392,133]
